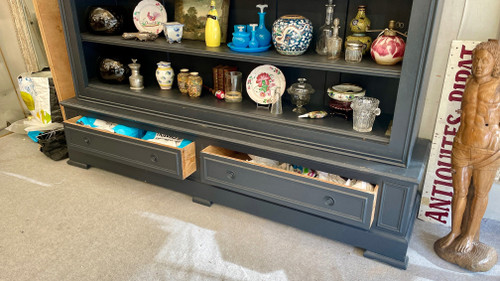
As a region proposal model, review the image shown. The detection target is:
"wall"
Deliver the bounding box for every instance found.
[418,0,500,139]
[0,1,28,129]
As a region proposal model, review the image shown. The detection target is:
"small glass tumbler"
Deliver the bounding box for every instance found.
[345,41,363,63]
[350,97,381,132]
[224,71,243,103]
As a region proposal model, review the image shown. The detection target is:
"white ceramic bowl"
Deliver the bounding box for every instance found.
[327,83,365,102]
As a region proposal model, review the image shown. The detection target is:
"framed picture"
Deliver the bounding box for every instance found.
[174,0,230,43]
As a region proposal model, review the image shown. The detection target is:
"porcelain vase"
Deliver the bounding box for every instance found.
[156,61,174,90]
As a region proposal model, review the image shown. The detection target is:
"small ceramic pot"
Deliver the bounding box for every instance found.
[163,22,184,43]
[156,61,174,90]
[272,15,313,56]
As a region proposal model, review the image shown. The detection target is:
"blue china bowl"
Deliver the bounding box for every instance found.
[272,15,313,56]
[232,32,250,48]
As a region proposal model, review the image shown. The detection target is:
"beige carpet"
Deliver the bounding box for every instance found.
[0,133,498,281]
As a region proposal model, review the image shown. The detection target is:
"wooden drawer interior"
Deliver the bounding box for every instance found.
[64,116,196,179]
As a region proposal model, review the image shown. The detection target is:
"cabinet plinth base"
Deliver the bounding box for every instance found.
[192,196,213,207]
[364,250,409,269]
[67,159,90,169]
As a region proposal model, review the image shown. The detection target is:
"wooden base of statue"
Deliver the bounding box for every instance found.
[434,239,497,272]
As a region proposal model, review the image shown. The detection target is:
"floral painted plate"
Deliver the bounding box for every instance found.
[246,65,286,105]
[133,0,167,34]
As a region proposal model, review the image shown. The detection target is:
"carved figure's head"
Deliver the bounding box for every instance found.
[472,40,500,78]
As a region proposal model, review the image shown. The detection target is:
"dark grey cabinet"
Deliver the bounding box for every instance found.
[58,0,437,269]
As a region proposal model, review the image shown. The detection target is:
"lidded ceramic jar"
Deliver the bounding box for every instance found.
[156,61,174,90]
[370,20,406,65]
[177,68,190,94]
[272,15,313,56]
[287,78,315,114]
[187,72,203,97]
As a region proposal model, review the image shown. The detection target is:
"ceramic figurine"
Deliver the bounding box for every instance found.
[122,32,159,41]
[187,72,203,97]
[248,24,259,49]
[434,40,500,272]
[316,0,335,55]
[255,4,272,47]
[345,5,372,55]
[163,22,184,43]
[128,59,144,90]
[272,15,313,56]
[177,68,190,94]
[156,61,174,90]
[88,6,124,35]
[370,20,406,65]
[205,0,221,47]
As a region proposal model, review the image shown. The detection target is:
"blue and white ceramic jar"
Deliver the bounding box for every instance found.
[156,61,174,90]
[272,15,313,56]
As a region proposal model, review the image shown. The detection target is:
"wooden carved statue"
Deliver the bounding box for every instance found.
[434,39,500,272]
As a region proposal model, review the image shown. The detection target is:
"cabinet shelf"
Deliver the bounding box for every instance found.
[85,79,392,144]
[81,33,402,78]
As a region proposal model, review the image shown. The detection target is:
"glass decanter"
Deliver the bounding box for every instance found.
[315,0,335,55]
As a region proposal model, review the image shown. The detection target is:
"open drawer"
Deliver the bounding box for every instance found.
[64,116,196,180]
[201,146,378,229]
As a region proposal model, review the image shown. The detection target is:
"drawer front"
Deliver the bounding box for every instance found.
[201,153,375,229]
[65,123,194,180]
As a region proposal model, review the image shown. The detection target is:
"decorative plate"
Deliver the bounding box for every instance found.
[133,0,167,34]
[246,65,286,105]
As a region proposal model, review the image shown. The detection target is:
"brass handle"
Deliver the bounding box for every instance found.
[226,170,235,179]
[83,137,90,145]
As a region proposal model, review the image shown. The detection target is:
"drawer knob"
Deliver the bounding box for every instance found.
[226,170,235,179]
[83,137,90,145]
[150,154,158,163]
[324,196,335,206]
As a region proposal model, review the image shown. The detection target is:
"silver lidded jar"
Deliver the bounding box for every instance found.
[345,41,363,63]
[128,59,143,90]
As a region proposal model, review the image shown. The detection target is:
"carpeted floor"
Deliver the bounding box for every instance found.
[0,133,498,281]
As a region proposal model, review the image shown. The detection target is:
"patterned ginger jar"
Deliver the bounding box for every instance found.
[156,61,174,90]
[272,15,313,56]
[177,68,190,94]
[187,72,203,97]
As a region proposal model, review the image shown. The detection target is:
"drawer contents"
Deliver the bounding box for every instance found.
[76,116,192,148]
[65,116,196,179]
[201,146,378,229]
[247,154,375,192]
